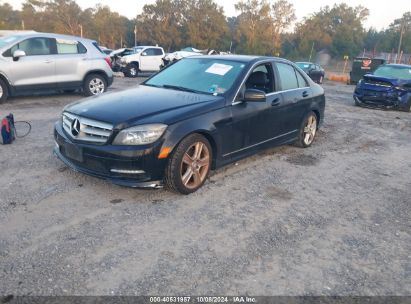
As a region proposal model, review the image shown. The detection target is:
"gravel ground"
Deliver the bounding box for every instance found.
[0,77,410,296]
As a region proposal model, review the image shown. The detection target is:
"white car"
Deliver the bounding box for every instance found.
[119,46,165,77]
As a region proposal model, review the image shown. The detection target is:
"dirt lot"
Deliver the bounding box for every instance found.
[0,77,410,296]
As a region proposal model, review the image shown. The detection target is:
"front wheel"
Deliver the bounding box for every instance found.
[83,74,107,96]
[295,112,318,148]
[125,63,138,78]
[165,134,212,194]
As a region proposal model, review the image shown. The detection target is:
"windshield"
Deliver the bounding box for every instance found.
[296,62,312,71]
[133,47,144,53]
[144,58,246,95]
[0,35,20,48]
[374,65,411,80]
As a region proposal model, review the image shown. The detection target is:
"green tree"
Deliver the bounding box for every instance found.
[183,0,229,50]
[136,0,185,51]
[0,3,22,30]
[292,4,369,58]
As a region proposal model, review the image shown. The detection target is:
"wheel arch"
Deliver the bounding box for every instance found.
[166,129,219,170]
[83,70,109,85]
[0,73,12,94]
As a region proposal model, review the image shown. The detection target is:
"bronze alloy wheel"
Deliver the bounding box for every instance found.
[165,133,212,194]
[303,114,317,146]
[180,141,210,189]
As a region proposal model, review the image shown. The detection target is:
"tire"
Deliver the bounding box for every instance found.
[165,134,212,194]
[125,63,138,78]
[0,78,9,103]
[83,74,107,96]
[318,75,324,84]
[295,111,318,148]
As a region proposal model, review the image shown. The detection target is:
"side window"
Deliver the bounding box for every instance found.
[244,63,274,94]
[17,38,52,56]
[56,39,87,54]
[153,48,163,56]
[144,48,156,56]
[296,70,308,88]
[276,62,298,91]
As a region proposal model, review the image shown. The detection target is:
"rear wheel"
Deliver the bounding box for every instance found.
[0,78,9,103]
[295,112,318,148]
[165,134,212,194]
[125,63,138,78]
[83,74,106,96]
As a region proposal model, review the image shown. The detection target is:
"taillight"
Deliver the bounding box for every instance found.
[104,57,112,68]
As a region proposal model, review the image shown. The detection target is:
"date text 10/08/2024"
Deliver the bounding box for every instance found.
[149,297,257,303]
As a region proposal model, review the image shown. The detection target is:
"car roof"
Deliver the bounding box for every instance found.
[4,32,95,43]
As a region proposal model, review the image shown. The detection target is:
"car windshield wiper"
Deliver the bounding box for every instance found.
[162,84,198,93]
[143,83,162,88]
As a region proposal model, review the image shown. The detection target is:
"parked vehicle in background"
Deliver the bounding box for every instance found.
[100,47,113,55]
[353,64,411,112]
[54,55,325,194]
[296,62,325,84]
[349,57,386,85]
[0,32,113,103]
[109,48,135,72]
[162,47,219,67]
[118,46,165,77]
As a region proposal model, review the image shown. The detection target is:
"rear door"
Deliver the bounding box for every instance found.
[54,38,88,86]
[6,37,56,88]
[273,62,312,137]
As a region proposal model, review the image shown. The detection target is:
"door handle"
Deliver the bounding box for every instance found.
[271,97,280,106]
[302,91,309,98]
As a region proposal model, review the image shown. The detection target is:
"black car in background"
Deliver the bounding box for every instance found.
[354,64,411,111]
[296,62,325,84]
[54,56,326,194]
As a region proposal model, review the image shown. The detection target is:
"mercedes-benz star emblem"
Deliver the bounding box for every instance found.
[71,119,81,136]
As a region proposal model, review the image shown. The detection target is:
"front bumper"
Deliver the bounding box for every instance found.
[53,122,167,188]
[354,86,411,111]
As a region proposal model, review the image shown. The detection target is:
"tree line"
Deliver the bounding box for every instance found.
[0,0,410,60]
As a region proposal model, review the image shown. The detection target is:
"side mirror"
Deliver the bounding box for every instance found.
[142,52,147,56]
[244,89,266,102]
[13,50,26,61]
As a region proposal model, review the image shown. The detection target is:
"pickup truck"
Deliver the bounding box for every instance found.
[119,46,165,77]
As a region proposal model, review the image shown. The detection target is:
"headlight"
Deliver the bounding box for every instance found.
[113,124,167,145]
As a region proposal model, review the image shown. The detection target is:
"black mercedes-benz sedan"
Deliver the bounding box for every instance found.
[54,55,325,194]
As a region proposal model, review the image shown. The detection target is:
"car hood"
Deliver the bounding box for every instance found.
[362,74,411,87]
[65,85,224,128]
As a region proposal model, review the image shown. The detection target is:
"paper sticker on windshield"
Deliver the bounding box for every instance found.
[206,63,233,76]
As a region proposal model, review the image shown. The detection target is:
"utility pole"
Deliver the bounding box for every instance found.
[79,24,83,38]
[308,42,315,62]
[397,18,405,63]
[21,20,25,30]
[134,24,137,47]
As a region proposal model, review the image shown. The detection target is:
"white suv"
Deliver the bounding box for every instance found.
[0,32,113,103]
[119,46,165,77]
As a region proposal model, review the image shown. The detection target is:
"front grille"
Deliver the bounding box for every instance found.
[364,79,392,87]
[62,112,113,144]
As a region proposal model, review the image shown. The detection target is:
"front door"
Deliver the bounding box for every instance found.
[140,48,164,71]
[222,63,284,158]
[7,37,56,88]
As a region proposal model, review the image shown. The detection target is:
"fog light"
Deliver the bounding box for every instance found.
[110,169,145,174]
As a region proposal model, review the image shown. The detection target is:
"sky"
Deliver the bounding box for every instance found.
[6,0,410,30]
